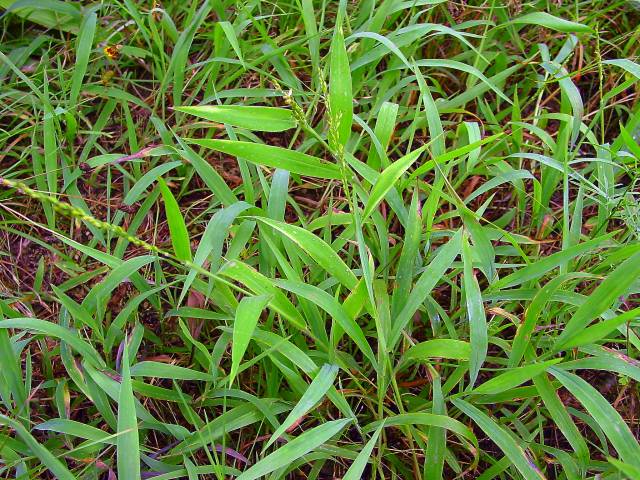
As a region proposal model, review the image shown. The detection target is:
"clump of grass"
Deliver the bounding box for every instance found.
[0,1,639,479]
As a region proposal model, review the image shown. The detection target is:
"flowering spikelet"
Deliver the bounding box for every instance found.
[283,89,307,127]
[0,177,165,257]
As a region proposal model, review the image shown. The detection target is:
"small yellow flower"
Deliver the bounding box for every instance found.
[104,45,121,60]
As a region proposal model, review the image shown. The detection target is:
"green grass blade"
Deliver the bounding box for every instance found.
[549,367,640,468]
[189,139,342,179]
[175,105,295,132]
[343,421,384,480]
[463,234,487,386]
[0,414,76,480]
[179,201,251,303]
[402,339,471,363]
[158,178,192,262]
[252,216,358,289]
[452,399,545,480]
[0,318,104,368]
[129,361,213,382]
[68,11,96,108]
[328,13,352,148]
[532,372,589,464]
[490,234,614,289]
[556,250,640,348]
[363,145,427,219]
[230,295,271,385]
[237,418,351,480]
[507,12,591,33]
[117,340,140,480]
[472,359,562,395]
[266,363,339,448]
[390,229,462,347]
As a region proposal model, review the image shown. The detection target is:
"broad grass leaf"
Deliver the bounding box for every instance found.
[391,189,421,318]
[363,145,427,219]
[35,419,116,445]
[509,274,579,367]
[2,0,81,33]
[172,402,289,455]
[69,11,96,107]
[123,161,183,205]
[425,369,446,479]
[402,339,471,362]
[82,255,156,313]
[0,318,104,368]
[252,217,358,289]
[412,59,511,104]
[608,457,640,478]
[189,139,342,179]
[117,340,140,480]
[299,0,320,78]
[158,178,192,262]
[238,419,351,480]
[472,359,562,395]
[176,141,237,207]
[51,285,102,338]
[532,372,589,463]
[343,421,384,480]
[508,12,591,33]
[604,59,640,82]
[364,413,478,448]
[407,133,504,184]
[175,105,295,132]
[266,364,339,448]
[558,347,640,383]
[179,201,252,303]
[276,279,377,368]
[218,260,306,330]
[0,329,27,409]
[366,101,398,170]
[452,399,545,480]
[329,15,352,147]
[549,368,640,468]
[463,235,487,386]
[556,251,640,348]
[0,414,76,480]
[167,2,211,106]
[230,295,271,385]
[490,233,615,289]
[560,307,640,350]
[129,361,213,382]
[390,229,462,347]
[218,21,244,66]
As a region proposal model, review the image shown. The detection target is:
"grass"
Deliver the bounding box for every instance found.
[0,0,639,478]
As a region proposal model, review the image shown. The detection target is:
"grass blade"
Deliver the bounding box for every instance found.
[237,418,351,480]
[328,12,352,148]
[343,421,384,480]
[0,414,75,480]
[363,145,427,219]
[463,234,487,386]
[452,399,545,480]
[175,105,295,132]
[189,139,342,179]
[266,363,339,448]
[117,340,140,480]
[508,12,591,33]
[158,178,192,262]
[230,295,271,385]
[550,368,640,468]
[556,251,640,348]
[68,11,96,108]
